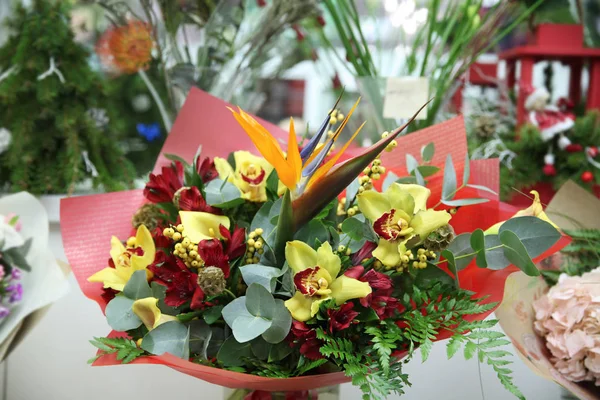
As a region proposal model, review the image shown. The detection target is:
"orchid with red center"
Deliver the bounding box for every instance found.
[144,162,184,203]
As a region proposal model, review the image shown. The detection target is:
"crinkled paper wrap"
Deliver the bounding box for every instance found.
[0,193,71,362]
[61,88,566,391]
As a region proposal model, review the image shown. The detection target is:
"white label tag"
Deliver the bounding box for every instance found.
[383,77,429,120]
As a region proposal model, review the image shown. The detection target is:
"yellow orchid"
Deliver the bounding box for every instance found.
[229,99,364,194]
[88,224,156,291]
[358,183,451,268]
[179,211,230,243]
[284,241,371,322]
[214,151,274,202]
[132,297,177,331]
[485,190,559,234]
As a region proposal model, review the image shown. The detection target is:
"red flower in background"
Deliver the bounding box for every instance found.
[144,162,184,203]
[96,20,154,74]
[345,266,398,319]
[351,241,377,265]
[177,186,218,213]
[289,321,323,360]
[219,225,246,260]
[196,156,218,183]
[149,252,204,309]
[327,302,359,333]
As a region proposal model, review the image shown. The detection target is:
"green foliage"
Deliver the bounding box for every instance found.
[543,228,600,286]
[88,336,146,364]
[0,0,135,194]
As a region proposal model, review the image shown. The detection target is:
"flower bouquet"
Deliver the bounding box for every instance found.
[496,181,600,399]
[62,88,567,399]
[0,192,70,361]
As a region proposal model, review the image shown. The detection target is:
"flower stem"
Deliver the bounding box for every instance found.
[138,68,173,133]
[223,289,237,299]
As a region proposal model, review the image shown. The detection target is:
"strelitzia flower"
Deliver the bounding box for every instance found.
[214,151,273,202]
[284,241,371,322]
[88,225,156,291]
[358,183,451,267]
[485,190,559,234]
[178,211,230,243]
[229,99,364,195]
[132,297,177,331]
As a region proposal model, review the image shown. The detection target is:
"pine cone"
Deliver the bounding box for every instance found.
[197,266,226,297]
[173,186,190,209]
[423,225,455,252]
[474,114,497,138]
[131,203,162,231]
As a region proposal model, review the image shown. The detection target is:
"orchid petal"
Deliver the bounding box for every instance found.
[110,236,125,266]
[329,275,371,305]
[386,184,415,217]
[372,239,403,267]
[357,190,391,221]
[88,266,129,291]
[284,292,314,322]
[179,211,230,243]
[397,184,431,213]
[132,297,162,330]
[285,241,318,274]
[316,241,341,279]
[411,209,452,240]
[134,224,155,267]
[214,157,235,182]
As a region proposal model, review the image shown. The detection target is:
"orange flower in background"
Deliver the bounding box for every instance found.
[96,21,153,74]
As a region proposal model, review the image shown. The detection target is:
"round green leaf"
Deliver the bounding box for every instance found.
[445,233,475,270]
[499,230,540,276]
[204,179,244,208]
[105,296,142,331]
[240,264,284,292]
[222,297,248,328]
[232,314,271,343]
[141,321,190,359]
[217,336,252,367]
[499,216,561,259]
[483,235,511,270]
[261,299,292,344]
[246,283,275,319]
[123,270,152,300]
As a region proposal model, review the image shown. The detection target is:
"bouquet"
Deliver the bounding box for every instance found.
[62,89,567,399]
[497,181,600,399]
[0,192,70,360]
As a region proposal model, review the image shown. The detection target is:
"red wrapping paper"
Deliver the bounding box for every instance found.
[61,89,566,391]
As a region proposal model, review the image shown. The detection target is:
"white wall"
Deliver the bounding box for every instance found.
[1,220,563,400]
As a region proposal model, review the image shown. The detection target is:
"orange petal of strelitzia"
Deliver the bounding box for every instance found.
[287,118,302,186]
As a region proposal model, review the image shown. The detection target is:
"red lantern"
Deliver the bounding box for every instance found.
[543,164,557,176]
[588,146,599,158]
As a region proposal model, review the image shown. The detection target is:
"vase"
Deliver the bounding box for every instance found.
[224,385,340,400]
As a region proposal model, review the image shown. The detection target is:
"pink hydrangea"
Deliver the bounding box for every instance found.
[533,267,600,386]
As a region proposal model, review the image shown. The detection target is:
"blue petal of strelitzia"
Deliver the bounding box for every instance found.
[299,91,344,164]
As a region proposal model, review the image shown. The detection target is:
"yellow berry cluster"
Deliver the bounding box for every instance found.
[337,197,347,216]
[336,245,352,256]
[328,108,344,126]
[245,228,265,264]
[163,225,203,268]
[359,157,387,192]
[372,260,383,270]
[380,131,398,152]
[411,248,437,270]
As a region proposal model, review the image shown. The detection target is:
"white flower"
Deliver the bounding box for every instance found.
[0,128,12,155]
[0,215,24,250]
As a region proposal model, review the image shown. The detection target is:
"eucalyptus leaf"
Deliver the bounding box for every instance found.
[266,170,280,199]
[262,299,292,344]
[414,167,425,186]
[204,179,244,208]
[414,264,456,289]
[421,142,435,162]
[382,172,399,191]
[294,220,329,248]
[246,283,275,319]
[466,184,498,195]
[217,336,252,367]
[222,297,248,328]
[498,217,561,259]
[151,282,179,314]
[203,305,224,325]
[442,155,457,201]
[188,320,212,359]
[105,296,142,331]
[345,178,361,207]
[483,235,511,270]
[444,233,475,270]
[251,337,271,360]
[268,341,294,362]
[470,229,485,252]
[232,314,272,343]
[141,321,190,359]
[341,215,367,241]
[441,198,489,207]
[416,165,440,178]
[406,154,419,173]
[240,264,284,293]
[463,153,470,185]
[123,270,152,300]
[395,176,417,184]
[500,230,540,276]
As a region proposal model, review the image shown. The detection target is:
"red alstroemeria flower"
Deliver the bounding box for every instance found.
[327,302,359,333]
[177,186,219,213]
[196,156,218,183]
[351,241,377,265]
[144,162,184,203]
[219,225,246,260]
[289,321,324,360]
[344,266,397,319]
[198,239,230,278]
[149,252,204,309]
[152,227,172,249]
